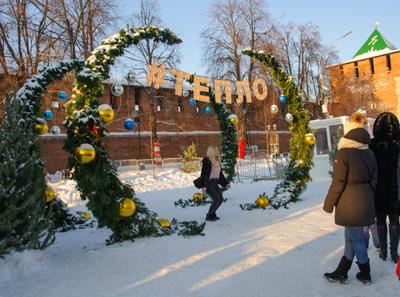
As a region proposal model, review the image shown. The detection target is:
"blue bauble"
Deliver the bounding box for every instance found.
[124,118,135,130]
[279,95,287,104]
[189,98,196,106]
[205,106,212,114]
[44,110,54,120]
[59,91,68,100]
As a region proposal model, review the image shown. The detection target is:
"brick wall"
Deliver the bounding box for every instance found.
[40,132,290,173]
[3,79,294,172]
[328,50,400,118]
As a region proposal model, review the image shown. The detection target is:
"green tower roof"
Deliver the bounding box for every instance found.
[353,27,397,58]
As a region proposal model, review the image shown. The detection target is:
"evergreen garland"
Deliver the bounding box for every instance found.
[243,49,313,208]
[51,199,92,232]
[153,219,206,237]
[63,26,186,243]
[239,204,268,211]
[174,195,227,208]
[209,93,238,183]
[176,221,206,237]
[4,26,203,247]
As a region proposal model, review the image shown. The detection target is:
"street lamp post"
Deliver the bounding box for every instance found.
[127,69,160,177]
[272,124,277,155]
[134,110,141,158]
[266,124,271,157]
[319,31,352,116]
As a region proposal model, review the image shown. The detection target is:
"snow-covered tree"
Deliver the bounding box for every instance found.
[0,95,54,256]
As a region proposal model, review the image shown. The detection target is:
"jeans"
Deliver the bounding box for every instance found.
[343,226,369,264]
[206,179,223,215]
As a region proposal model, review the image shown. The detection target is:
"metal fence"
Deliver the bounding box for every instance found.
[235,155,289,182]
[111,155,289,182]
[114,157,202,171]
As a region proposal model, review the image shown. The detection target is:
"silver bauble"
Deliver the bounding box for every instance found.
[285,113,293,122]
[270,104,279,115]
[127,72,136,82]
[182,89,190,97]
[50,125,61,135]
[111,84,124,96]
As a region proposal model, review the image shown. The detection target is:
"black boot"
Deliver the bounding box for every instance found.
[356,260,372,285]
[324,256,352,284]
[389,224,400,263]
[206,213,217,221]
[377,225,387,261]
[212,213,220,220]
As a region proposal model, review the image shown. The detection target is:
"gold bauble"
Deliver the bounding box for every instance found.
[230,117,239,126]
[45,188,56,202]
[82,212,91,220]
[98,104,114,124]
[157,218,171,229]
[255,195,270,209]
[75,143,96,164]
[297,159,305,166]
[304,133,316,145]
[193,192,204,203]
[119,198,136,218]
[34,122,48,135]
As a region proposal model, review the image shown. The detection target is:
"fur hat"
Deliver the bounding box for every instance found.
[344,110,367,135]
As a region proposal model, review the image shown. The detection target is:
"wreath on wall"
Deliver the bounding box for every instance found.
[243,49,313,208]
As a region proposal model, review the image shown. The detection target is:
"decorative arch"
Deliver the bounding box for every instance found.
[243,49,313,208]
[12,27,209,243]
[62,26,185,242]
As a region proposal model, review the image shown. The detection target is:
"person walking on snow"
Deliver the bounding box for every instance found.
[369,112,400,263]
[195,146,229,221]
[323,111,377,285]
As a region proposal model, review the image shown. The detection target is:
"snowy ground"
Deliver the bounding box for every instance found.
[1,167,399,297]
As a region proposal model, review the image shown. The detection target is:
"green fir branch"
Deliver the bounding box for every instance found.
[243,49,314,209]
[209,93,238,183]
[174,195,227,208]
[239,203,268,211]
[63,26,185,243]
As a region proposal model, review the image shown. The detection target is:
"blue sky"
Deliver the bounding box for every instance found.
[117,0,400,75]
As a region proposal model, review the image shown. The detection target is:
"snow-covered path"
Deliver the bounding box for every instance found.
[1,169,399,297]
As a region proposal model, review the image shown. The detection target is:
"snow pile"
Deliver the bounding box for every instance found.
[49,167,200,207]
[119,167,200,193]
[0,250,49,287]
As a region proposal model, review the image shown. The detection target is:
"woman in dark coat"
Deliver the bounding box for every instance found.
[323,124,377,285]
[195,146,229,221]
[369,112,400,263]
